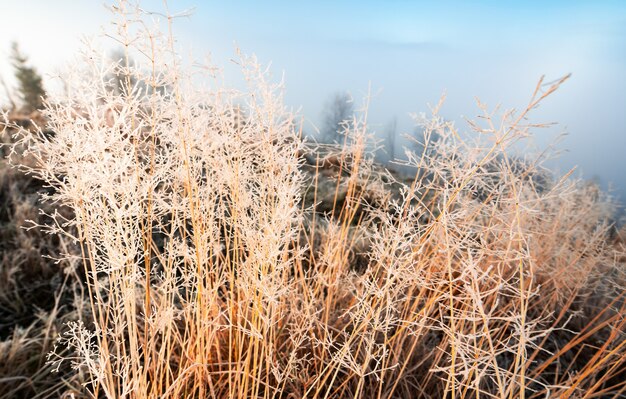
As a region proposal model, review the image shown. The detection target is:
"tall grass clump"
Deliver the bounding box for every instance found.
[3,1,625,398]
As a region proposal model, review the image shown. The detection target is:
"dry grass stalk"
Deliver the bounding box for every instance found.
[1,1,625,398]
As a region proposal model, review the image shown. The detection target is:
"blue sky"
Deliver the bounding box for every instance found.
[2,0,626,205]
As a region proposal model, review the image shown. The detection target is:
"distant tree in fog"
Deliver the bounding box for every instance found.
[320,91,353,143]
[385,116,397,161]
[10,42,46,113]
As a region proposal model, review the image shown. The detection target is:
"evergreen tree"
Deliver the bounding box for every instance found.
[10,42,46,112]
[321,91,353,143]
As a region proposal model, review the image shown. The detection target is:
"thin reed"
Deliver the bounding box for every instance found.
[1,1,625,398]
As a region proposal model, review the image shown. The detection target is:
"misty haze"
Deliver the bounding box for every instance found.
[2,1,625,207]
[1,1,625,398]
